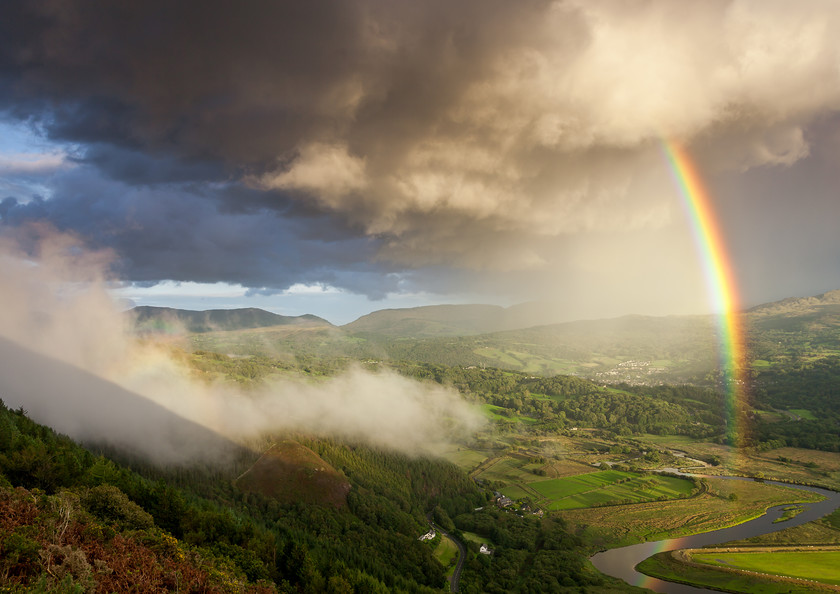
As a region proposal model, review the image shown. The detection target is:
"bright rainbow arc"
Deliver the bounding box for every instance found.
[662,140,748,450]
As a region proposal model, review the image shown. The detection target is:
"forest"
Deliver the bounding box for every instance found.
[0,398,603,593]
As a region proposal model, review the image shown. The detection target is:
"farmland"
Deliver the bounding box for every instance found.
[525,470,696,511]
[637,549,838,594]
[690,549,840,586]
[561,478,825,547]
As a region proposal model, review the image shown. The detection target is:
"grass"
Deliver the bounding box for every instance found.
[636,434,702,446]
[788,408,818,421]
[561,478,824,548]
[773,505,805,524]
[732,447,840,491]
[433,535,459,570]
[478,403,538,424]
[637,551,829,594]
[499,484,531,500]
[531,471,695,511]
[470,346,592,375]
[440,447,490,472]
[690,550,840,586]
[475,455,547,484]
[460,531,494,548]
[726,508,840,548]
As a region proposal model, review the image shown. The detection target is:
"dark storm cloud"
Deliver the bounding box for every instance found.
[0,165,399,297]
[77,145,226,186]
[2,0,840,305]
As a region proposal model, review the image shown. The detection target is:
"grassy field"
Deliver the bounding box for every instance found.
[479,403,539,424]
[499,484,532,500]
[530,471,696,511]
[726,509,840,548]
[440,447,490,472]
[460,530,494,548]
[542,458,602,478]
[471,346,583,375]
[433,536,460,571]
[635,434,703,446]
[560,478,824,548]
[734,447,840,491]
[788,408,818,420]
[476,455,546,484]
[637,550,832,594]
[691,549,840,586]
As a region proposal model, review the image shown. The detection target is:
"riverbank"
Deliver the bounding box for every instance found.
[590,480,840,593]
[568,477,824,549]
[638,547,840,593]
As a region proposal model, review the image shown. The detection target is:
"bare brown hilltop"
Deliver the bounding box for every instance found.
[235,440,350,508]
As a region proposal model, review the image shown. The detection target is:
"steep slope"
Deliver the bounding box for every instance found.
[0,335,243,465]
[131,306,331,334]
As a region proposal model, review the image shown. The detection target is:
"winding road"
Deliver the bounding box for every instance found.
[430,521,467,592]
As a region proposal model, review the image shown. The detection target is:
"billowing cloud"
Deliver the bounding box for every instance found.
[0,230,484,461]
[1,0,840,310]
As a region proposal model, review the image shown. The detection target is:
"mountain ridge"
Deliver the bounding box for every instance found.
[130,305,332,333]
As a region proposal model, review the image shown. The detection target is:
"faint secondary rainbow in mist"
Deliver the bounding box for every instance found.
[662,140,748,449]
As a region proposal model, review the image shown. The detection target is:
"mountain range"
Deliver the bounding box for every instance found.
[128,289,840,384]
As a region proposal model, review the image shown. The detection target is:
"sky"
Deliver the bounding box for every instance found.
[2,0,840,326]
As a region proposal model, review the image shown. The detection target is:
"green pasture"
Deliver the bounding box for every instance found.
[477,455,546,484]
[530,470,695,511]
[788,408,818,420]
[479,404,538,424]
[691,550,840,586]
[499,484,531,500]
[636,434,703,446]
[433,536,460,572]
[473,347,524,368]
[441,448,489,472]
[563,477,825,548]
[460,531,495,549]
[638,551,824,594]
[472,346,582,375]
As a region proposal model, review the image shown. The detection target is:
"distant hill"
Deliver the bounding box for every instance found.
[746,289,840,334]
[127,289,840,384]
[235,440,350,508]
[342,303,563,337]
[747,289,840,317]
[130,306,332,334]
[342,304,506,337]
[743,289,840,358]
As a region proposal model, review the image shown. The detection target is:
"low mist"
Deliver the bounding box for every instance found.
[0,227,484,463]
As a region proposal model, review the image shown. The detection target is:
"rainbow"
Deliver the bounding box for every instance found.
[662,140,749,451]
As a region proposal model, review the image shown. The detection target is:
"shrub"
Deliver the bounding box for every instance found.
[79,485,154,531]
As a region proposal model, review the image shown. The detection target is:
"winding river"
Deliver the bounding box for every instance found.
[590,477,840,593]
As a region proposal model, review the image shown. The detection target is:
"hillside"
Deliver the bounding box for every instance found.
[235,440,351,508]
[342,304,511,337]
[134,288,840,385]
[0,335,244,465]
[341,302,587,337]
[747,289,840,317]
[130,306,331,334]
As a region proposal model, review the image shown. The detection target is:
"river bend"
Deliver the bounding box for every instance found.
[590,478,840,593]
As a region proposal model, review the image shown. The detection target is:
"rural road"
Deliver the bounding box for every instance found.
[430,521,467,593]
